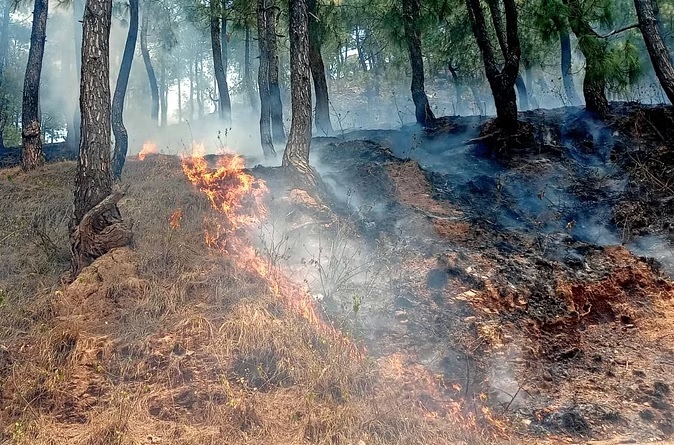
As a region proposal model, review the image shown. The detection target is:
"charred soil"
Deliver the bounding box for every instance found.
[1,104,674,444]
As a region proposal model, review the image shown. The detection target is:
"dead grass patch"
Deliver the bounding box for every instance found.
[0,158,499,445]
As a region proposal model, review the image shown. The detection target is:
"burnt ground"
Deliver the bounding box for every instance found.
[1,104,673,444]
[250,104,674,442]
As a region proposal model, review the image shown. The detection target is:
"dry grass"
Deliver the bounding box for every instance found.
[0,157,499,445]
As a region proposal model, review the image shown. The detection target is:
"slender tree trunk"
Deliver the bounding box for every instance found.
[634,0,674,104]
[220,0,232,120]
[465,0,520,129]
[355,27,368,72]
[140,7,159,125]
[189,56,194,119]
[177,79,182,122]
[515,73,528,111]
[307,0,333,136]
[66,0,84,150]
[258,0,276,158]
[283,0,315,186]
[111,0,138,180]
[210,0,231,124]
[71,0,131,276]
[448,64,465,114]
[244,25,258,111]
[566,0,609,116]
[0,0,10,78]
[559,26,581,106]
[198,55,204,116]
[159,63,167,126]
[267,3,285,142]
[402,0,435,127]
[0,0,11,150]
[21,0,48,171]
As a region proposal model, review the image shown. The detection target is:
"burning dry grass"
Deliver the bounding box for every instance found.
[0,158,496,445]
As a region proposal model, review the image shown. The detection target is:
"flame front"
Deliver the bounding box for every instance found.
[180,146,351,344]
[139,141,158,160]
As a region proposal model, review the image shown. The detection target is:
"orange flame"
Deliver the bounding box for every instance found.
[138,141,158,160]
[180,145,357,351]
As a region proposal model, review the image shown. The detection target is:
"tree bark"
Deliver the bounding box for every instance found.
[210,0,231,124]
[140,7,159,125]
[565,0,609,116]
[307,0,333,136]
[559,25,581,106]
[257,0,276,158]
[465,0,520,129]
[71,0,131,277]
[634,0,674,104]
[267,3,285,143]
[283,0,316,189]
[66,0,84,151]
[402,0,435,127]
[22,0,48,171]
[112,0,138,180]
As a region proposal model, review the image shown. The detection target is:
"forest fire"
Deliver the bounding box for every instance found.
[138,141,159,160]
[180,146,354,346]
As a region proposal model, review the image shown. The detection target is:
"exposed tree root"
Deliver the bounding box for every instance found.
[69,185,133,280]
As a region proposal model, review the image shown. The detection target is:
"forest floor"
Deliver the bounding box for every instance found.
[1,104,674,444]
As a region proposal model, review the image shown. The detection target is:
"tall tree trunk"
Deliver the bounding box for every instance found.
[634,0,674,104]
[189,55,194,119]
[66,0,84,150]
[244,25,258,111]
[402,0,435,127]
[210,0,231,124]
[257,0,276,158]
[21,0,48,171]
[465,0,520,129]
[559,26,581,106]
[307,0,333,135]
[0,0,10,78]
[159,63,167,126]
[355,27,368,72]
[71,0,131,276]
[565,0,609,116]
[220,0,232,120]
[283,0,316,188]
[267,3,285,143]
[198,55,204,117]
[448,63,465,114]
[111,0,138,180]
[0,0,11,150]
[140,7,159,125]
[177,78,182,122]
[515,73,529,110]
